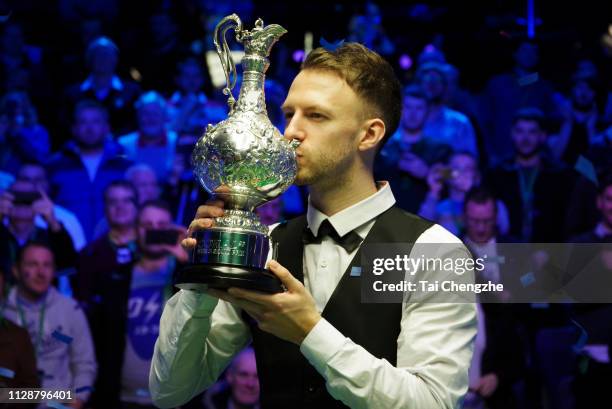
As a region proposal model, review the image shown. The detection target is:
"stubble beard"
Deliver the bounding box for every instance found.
[294,148,352,188]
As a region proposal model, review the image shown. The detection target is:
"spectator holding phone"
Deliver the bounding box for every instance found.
[88,200,186,409]
[418,152,510,236]
[376,85,452,212]
[16,162,86,252]
[0,179,76,287]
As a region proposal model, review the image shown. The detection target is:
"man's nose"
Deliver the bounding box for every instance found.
[283,115,305,144]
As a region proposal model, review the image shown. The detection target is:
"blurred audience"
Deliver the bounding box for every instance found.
[167,57,226,134]
[549,72,607,165]
[0,91,50,174]
[88,200,186,409]
[416,62,479,157]
[63,36,141,136]
[2,242,96,408]
[47,100,132,241]
[126,164,161,205]
[75,180,138,304]
[0,313,40,401]
[16,162,86,251]
[0,179,76,285]
[202,347,260,409]
[419,152,510,237]
[480,40,560,165]
[486,108,573,242]
[118,91,178,181]
[377,85,452,212]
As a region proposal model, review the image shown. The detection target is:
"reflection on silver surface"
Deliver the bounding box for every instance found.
[192,14,297,217]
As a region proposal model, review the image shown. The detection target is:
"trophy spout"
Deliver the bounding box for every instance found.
[241,19,287,60]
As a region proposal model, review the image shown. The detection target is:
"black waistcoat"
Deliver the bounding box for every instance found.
[243,206,433,408]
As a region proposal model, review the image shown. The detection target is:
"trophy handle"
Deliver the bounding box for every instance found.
[213,14,243,113]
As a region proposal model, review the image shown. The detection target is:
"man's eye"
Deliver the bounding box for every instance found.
[283,112,294,120]
[308,112,325,120]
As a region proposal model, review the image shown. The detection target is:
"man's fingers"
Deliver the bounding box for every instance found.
[227,287,275,305]
[267,260,301,292]
[206,198,225,207]
[37,187,50,201]
[181,237,196,249]
[187,218,213,236]
[195,204,225,219]
[207,288,236,303]
[208,288,264,316]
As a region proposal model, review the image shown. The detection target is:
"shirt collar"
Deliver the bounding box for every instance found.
[306,181,396,239]
[80,75,124,92]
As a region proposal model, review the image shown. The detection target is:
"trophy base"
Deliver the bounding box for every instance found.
[175,263,284,293]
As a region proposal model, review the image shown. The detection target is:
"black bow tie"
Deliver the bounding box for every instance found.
[302,219,363,253]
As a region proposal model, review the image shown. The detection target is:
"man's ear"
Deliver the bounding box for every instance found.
[359,118,386,152]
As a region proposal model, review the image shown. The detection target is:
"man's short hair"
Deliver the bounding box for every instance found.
[415,61,450,86]
[512,107,546,130]
[301,43,402,149]
[125,163,157,181]
[16,241,54,265]
[73,99,109,123]
[135,91,167,113]
[103,180,138,204]
[85,36,119,65]
[464,186,498,213]
[403,84,428,103]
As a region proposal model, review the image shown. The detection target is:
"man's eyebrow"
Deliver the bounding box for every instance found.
[281,104,332,113]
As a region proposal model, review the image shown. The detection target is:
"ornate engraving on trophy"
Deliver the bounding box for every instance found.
[175,13,297,293]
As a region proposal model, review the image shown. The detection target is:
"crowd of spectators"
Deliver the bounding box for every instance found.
[0,1,611,408]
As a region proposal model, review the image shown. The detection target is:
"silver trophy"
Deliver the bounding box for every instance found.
[175,14,298,293]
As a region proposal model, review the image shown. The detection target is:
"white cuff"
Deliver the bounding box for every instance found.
[299,318,346,373]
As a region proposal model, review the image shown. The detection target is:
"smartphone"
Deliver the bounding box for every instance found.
[145,229,179,246]
[145,229,180,245]
[12,191,42,205]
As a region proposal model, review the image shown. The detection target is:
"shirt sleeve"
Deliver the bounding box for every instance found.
[149,289,251,409]
[299,224,477,409]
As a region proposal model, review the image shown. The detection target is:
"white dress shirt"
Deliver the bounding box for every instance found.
[149,182,477,409]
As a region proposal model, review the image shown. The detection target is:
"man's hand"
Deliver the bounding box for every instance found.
[208,259,322,345]
[32,189,61,231]
[160,225,189,263]
[426,163,446,199]
[476,373,499,398]
[182,199,226,249]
